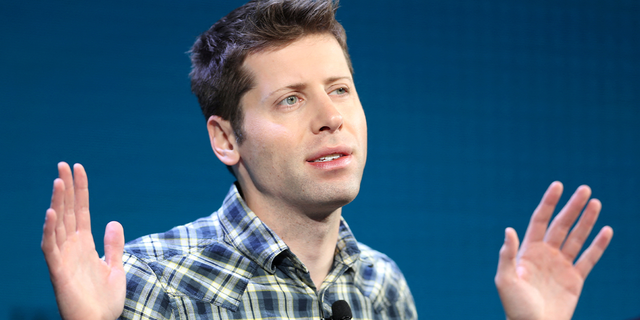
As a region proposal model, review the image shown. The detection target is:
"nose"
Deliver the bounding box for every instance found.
[311,95,344,134]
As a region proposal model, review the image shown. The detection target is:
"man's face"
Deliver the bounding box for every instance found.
[235,33,367,217]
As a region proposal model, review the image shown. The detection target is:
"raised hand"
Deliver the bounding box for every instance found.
[495,182,613,320]
[41,162,126,320]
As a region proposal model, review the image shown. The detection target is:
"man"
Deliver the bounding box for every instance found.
[41,0,613,319]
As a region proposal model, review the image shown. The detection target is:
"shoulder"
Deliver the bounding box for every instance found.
[354,242,417,318]
[356,242,407,285]
[121,213,257,314]
[357,242,403,273]
[124,213,224,259]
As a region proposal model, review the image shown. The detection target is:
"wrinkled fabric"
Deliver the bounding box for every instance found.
[120,184,417,319]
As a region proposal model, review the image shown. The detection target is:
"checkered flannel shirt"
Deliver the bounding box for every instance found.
[120,184,417,319]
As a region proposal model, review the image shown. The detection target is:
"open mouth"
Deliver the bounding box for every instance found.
[309,153,345,162]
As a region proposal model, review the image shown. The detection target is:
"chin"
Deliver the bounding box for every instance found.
[303,182,361,217]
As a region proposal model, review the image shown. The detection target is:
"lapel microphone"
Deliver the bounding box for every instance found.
[330,300,352,320]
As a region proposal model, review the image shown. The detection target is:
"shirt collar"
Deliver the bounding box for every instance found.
[334,219,362,268]
[218,183,289,273]
[217,183,362,273]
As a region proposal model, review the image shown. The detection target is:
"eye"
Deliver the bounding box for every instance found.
[330,87,348,95]
[279,95,299,106]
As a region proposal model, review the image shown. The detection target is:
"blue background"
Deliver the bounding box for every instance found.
[1,0,638,319]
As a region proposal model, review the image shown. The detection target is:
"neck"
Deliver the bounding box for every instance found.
[240,184,342,290]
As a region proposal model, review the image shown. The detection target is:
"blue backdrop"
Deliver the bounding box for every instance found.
[1,0,638,319]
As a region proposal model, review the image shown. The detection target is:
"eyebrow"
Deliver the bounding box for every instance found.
[262,76,353,104]
[263,83,307,104]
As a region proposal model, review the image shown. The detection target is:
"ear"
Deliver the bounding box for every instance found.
[207,115,240,166]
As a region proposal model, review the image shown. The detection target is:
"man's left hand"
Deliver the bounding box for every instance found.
[495,181,613,320]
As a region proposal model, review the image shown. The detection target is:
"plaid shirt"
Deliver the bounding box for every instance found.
[120,184,417,319]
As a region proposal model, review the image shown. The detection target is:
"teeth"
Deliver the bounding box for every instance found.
[312,153,342,162]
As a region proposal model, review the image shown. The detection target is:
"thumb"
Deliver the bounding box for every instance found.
[496,227,519,285]
[104,221,125,269]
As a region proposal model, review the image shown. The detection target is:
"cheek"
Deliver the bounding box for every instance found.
[360,116,368,159]
[243,115,298,162]
[347,105,367,142]
[349,105,368,160]
[359,110,368,138]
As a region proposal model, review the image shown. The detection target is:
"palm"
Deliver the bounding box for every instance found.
[42,163,126,320]
[495,182,613,320]
[508,243,582,320]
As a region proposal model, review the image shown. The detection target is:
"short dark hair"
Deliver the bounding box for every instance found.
[189,0,352,145]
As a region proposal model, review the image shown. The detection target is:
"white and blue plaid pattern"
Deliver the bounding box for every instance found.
[120,184,417,319]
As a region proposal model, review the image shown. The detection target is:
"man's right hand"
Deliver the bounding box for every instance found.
[41,162,126,320]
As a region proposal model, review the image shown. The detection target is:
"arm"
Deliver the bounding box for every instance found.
[495,181,613,320]
[41,162,126,320]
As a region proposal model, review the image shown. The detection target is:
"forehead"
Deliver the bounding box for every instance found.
[243,34,352,93]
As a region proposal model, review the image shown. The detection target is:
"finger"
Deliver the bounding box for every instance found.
[73,163,92,233]
[561,198,601,261]
[495,227,519,287]
[51,178,67,246]
[41,208,61,269]
[545,185,591,248]
[59,162,77,234]
[575,226,613,278]
[522,181,563,246]
[104,221,125,269]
